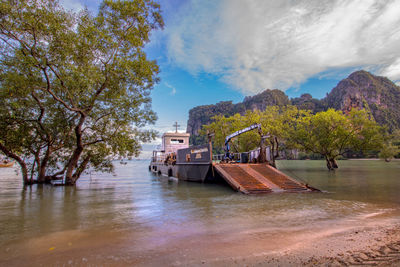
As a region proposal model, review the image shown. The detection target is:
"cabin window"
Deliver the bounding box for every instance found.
[170,139,184,144]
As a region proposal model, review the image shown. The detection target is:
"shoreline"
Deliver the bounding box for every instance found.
[167,216,400,266]
[1,213,400,266]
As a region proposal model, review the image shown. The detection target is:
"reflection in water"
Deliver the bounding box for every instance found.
[0,160,400,250]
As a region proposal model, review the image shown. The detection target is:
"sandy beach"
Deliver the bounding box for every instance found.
[168,216,400,267]
[1,212,399,266]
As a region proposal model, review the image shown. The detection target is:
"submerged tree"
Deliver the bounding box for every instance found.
[0,0,163,185]
[290,108,383,170]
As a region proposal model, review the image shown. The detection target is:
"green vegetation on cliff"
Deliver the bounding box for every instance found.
[188,71,400,146]
[187,89,290,138]
[325,70,400,131]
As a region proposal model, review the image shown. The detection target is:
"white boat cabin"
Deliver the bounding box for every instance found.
[161,132,190,153]
[152,132,190,163]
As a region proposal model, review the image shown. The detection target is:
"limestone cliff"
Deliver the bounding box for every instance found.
[186,89,289,137]
[186,70,400,144]
[325,70,400,130]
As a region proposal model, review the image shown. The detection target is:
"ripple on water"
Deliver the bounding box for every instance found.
[0,160,399,246]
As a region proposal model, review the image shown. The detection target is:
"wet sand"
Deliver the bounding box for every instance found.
[1,213,399,266]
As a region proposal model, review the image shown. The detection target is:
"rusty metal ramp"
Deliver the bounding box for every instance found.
[214,163,314,194]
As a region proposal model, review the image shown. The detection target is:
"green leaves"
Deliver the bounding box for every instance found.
[0,0,163,184]
[201,106,383,170]
[290,108,383,169]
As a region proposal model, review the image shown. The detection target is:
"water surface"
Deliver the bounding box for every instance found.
[0,160,399,265]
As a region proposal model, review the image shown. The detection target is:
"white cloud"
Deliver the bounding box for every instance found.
[165,82,177,95]
[379,57,400,84]
[166,0,400,94]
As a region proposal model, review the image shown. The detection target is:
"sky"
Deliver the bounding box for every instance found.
[61,0,400,154]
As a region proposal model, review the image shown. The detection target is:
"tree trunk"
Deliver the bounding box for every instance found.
[330,158,339,169]
[274,137,279,159]
[72,155,90,180]
[258,136,267,164]
[265,137,277,168]
[325,158,333,170]
[19,161,29,185]
[270,137,280,168]
[65,115,86,185]
[269,147,276,168]
[0,143,29,185]
[31,151,41,183]
[65,147,83,185]
[325,156,338,171]
[38,147,52,183]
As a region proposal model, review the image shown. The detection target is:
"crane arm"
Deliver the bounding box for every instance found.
[224,124,261,146]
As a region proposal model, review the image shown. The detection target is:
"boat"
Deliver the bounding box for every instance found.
[149,125,320,194]
[149,124,262,182]
[0,160,15,168]
[149,131,215,182]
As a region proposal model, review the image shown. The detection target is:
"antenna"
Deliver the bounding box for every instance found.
[173,121,180,133]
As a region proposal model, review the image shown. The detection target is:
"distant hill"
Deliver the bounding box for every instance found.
[325,70,400,131]
[186,70,400,144]
[186,89,289,136]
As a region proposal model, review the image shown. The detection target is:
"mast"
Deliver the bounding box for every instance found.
[173,122,180,133]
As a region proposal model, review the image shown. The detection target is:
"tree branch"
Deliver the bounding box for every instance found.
[83,139,104,146]
[41,67,83,114]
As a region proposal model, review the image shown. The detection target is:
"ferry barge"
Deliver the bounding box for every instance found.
[149,126,320,194]
[149,132,214,182]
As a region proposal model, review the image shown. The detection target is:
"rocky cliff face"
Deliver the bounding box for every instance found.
[291,93,326,113]
[186,70,400,143]
[242,89,290,111]
[325,70,400,130]
[186,101,235,136]
[186,89,289,136]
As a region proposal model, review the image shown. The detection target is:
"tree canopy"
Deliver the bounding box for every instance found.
[0,0,163,185]
[203,106,310,167]
[287,108,383,170]
[202,107,383,170]
[379,129,400,162]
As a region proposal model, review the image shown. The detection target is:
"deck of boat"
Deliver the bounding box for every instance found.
[213,163,313,194]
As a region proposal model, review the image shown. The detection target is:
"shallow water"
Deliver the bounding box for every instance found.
[0,159,399,264]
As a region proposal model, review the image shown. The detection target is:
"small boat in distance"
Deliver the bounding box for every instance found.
[0,159,15,168]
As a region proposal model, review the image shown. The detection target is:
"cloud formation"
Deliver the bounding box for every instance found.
[166,0,400,94]
[165,82,177,95]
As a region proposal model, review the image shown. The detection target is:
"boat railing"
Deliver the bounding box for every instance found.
[151,153,167,163]
[151,151,177,163]
[212,148,261,162]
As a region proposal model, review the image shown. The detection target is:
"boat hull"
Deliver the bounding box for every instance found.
[149,162,212,182]
[150,144,215,182]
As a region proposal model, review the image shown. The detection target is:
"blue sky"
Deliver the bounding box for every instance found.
[61,0,400,147]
